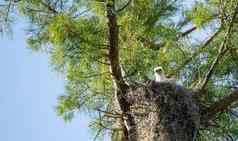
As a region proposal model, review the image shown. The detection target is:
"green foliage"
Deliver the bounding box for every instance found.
[185,3,214,28]
[2,0,238,140]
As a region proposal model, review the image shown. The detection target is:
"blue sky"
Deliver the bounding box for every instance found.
[0,21,94,141]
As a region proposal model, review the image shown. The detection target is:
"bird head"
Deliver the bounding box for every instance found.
[154,66,164,75]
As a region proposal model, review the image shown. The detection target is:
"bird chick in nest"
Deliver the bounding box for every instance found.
[154,66,176,83]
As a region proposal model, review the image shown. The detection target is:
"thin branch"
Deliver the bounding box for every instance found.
[203,30,222,48]
[197,46,228,90]
[80,72,110,79]
[203,88,238,120]
[92,111,104,141]
[95,59,110,66]
[116,0,132,13]
[136,26,197,51]
[72,8,91,18]
[91,110,123,131]
[177,13,218,35]
[174,28,222,75]
[197,3,238,91]
[181,26,197,37]
[93,127,103,141]
[94,0,106,3]
[175,42,186,57]
[5,0,12,22]
[96,108,123,119]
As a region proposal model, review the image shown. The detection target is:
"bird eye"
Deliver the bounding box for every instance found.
[156,68,162,72]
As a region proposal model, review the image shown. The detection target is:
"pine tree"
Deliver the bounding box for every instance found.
[1,0,238,140]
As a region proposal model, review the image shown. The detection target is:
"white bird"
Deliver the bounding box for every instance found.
[154,66,177,83]
[154,66,166,82]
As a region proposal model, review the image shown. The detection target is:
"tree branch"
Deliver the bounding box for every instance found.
[106,1,129,92]
[197,43,228,90]
[203,88,238,120]
[197,3,238,91]
[116,0,132,13]
[106,1,130,140]
[180,26,197,37]
[96,108,122,119]
[174,28,222,76]
[138,26,197,51]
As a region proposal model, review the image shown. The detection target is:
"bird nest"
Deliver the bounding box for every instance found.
[125,81,200,141]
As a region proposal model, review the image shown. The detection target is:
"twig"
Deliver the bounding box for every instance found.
[80,72,110,79]
[181,26,197,37]
[96,108,123,119]
[93,127,103,141]
[116,0,132,13]
[72,8,91,18]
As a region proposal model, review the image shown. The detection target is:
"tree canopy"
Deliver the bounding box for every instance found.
[1,0,238,140]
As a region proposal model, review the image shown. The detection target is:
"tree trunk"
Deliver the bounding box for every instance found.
[106,1,201,141]
[121,81,200,141]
